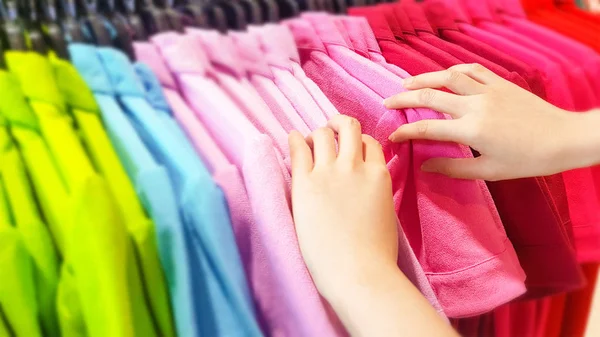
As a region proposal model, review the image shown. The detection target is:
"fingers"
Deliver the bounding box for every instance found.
[384,89,466,118]
[289,130,314,175]
[388,119,469,144]
[306,127,337,166]
[421,157,497,180]
[401,69,486,96]
[327,115,363,163]
[447,63,502,85]
[362,135,385,164]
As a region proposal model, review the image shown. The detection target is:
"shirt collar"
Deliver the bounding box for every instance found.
[440,0,473,23]
[250,24,301,64]
[301,13,349,48]
[151,32,212,78]
[186,28,245,78]
[96,47,146,97]
[282,18,328,53]
[423,1,460,32]
[0,70,39,130]
[377,4,410,38]
[400,2,436,35]
[337,17,370,58]
[134,63,173,115]
[347,8,397,43]
[493,0,527,17]
[50,54,100,114]
[5,51,66,112]
[228,31,275,79]
[248,27,293,71]
[461,0,496,22]
[69,43,114,95]
[133,41,178,90]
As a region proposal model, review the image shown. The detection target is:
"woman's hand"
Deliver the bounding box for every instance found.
[384,63,600,181]
[289,115,399,297]
[289,115,456,337]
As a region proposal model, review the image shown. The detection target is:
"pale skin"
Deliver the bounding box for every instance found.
[289,63,600,336]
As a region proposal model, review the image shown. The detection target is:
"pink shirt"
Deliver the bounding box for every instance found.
[150,32,344,337]
[253,24,340,120]
[228,31,312,136]
[287,15,526,318]
[248,27,328,131]
[185,29,291,161]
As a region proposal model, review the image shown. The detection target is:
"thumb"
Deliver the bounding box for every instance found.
[421,157,498,181]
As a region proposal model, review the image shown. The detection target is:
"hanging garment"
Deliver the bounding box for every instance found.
[51,54,176,337]
[457,0,597,111]
[229,31,313,136]
[0,71,60,337]
[6,51,158,337]
[152,31,348,337]
[421,0,548,99]
[287,15,525,318]
[68,43,196,337]
[188,29,293,159]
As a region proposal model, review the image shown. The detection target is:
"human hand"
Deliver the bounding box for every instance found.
[384,63,600,181]
[288,115,398,300]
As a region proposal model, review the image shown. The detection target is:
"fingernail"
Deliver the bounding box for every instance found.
[403,77,414,87]
[382,98,390,107]
[388,133,396,142]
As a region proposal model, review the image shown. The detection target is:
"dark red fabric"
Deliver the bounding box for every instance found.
[561,263,600,337]
[399,1,531,90]
[422,0,548,99]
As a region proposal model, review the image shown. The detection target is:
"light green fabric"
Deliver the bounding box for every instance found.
[4,51,156,337]
[0,306,12,337]
[0,227,42,337]
[57,264,87,337]
[52,55,174,337]
[0,126,60,336]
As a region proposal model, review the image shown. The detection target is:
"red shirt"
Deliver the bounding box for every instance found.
[422,0,548,99]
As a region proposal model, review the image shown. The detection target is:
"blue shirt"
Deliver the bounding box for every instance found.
[69,44,198,337]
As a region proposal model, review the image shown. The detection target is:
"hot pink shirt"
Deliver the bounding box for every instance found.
[228,31,312,136]
[288,15,526,318]
[150,32,344,337]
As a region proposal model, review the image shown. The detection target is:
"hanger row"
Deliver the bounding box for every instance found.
[0,0,393,65]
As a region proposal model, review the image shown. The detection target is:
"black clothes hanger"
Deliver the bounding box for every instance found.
[273,0,298,19]
[203,2,229,32]
[40,0,70,58]
[332,0,345,13]
[162,0,184,32]
[238,0,263,24]
[98,0,135,57]
[24,0,50,54]
[78,0,113,45]
[205,0,247,31]
[116,0,146,40]
[59,0,85,42]
[0,0,27,50]
[258,0,277,22]
[173,0,207,28]
[137,0,173,35]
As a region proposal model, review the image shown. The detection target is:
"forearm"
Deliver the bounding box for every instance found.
[323,262,457,337]
[555,108,600,172]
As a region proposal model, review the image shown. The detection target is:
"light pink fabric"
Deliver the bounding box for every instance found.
[248,27,328,131]
[257,24,340,120]
[149,32,345,337]
[289,15,526,317]
[185,29,292,161]
[228,31,312,136]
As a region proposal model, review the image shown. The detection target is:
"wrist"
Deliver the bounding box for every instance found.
[555,109,600,171]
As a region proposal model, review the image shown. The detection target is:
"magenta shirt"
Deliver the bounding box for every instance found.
[148,32,346,337]
[288,15,526,318]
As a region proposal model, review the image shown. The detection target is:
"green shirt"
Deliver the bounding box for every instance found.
[4,51,153,337]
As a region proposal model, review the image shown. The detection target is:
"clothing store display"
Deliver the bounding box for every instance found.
[1,0,599,336]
